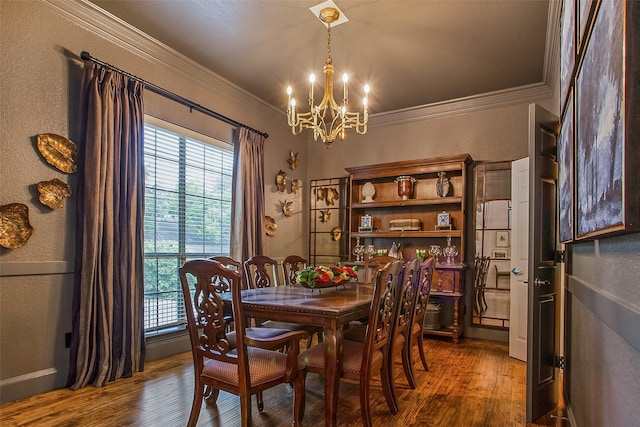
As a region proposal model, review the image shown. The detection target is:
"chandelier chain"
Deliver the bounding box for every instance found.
[326,23,332,64]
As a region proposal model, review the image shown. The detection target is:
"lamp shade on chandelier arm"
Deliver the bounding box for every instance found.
[285,6,369,147]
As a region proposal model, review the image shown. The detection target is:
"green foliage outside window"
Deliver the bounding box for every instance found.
[143,122,233,330]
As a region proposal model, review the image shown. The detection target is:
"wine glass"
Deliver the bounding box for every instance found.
[352,245,362,262]
[443,235,458,264]
[365,244,376,260]
[443,245,458,264]
[428,245,441,262]
[352,237,364,261]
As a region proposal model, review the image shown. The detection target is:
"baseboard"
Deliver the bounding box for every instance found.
[565,402,578,427]
[0,331,189,405]
[144,329,191,361]
[464,325,509,343]
[0,365,69,405]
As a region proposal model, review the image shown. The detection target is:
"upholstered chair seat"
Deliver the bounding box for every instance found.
[202,346,305,387]
[299,339,384,377]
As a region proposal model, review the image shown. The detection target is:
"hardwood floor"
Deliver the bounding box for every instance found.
[0,338,569,426]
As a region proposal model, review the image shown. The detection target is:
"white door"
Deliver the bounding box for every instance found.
[509,157,529,361]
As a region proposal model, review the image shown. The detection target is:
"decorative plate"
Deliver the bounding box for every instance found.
[0,203,34,249]
[37,178,72,209]
[36,133,78,173]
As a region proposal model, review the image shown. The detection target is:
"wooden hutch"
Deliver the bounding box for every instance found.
[346,154,472,342]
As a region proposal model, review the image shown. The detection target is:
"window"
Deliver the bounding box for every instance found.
[143,117,234,333]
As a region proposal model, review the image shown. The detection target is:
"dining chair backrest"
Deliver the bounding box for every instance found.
[282,255,308,286]
[363,255,398,284]
[243,255,280,289]
[413,257,436,331]
[474,256,491,288]
[207,256,242,290]
[180,259,238,366]
[210,256,241,271]
[362,259,404,368]
[388,256,437,390]
[393,258,421,343]
[473,256,491,314]
[382,258,420,411]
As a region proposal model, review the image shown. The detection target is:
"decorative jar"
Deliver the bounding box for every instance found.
[394,175,416,200]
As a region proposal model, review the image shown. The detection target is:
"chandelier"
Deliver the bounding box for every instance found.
[286,6,369,147]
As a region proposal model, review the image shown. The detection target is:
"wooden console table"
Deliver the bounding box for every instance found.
[425,262,467,343]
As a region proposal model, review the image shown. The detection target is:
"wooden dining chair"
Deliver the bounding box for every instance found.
[209,256,242,329]
[243,255,281,289]
[179,259,308,427]
[299,259,404,427]
[244,255,322,345]
[363,255,398,284]
[209,255,241,272]
[281,255,307,286]
[473,256,491,315]
[403,256,436,384]
[386,258,421,410]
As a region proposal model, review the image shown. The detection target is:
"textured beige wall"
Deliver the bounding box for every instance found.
[306,104,531,181]
[0,0,301,402]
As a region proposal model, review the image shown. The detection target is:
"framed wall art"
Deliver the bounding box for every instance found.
[560,0,575,112]
[577,0,594,49]
[496,231,509,247]
[558,92,574,243]
[491,249,509,260]
[574,0,640,239]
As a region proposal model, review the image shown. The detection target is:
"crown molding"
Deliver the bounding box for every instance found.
[35,0,282,124]
[369,82,552,127]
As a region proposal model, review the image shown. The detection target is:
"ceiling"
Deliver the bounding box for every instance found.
[89,0,552,115]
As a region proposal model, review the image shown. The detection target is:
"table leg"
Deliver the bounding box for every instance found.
[452,295,460,343]
[323,327,343,427]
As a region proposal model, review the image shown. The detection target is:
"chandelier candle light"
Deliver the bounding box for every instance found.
[286,6,369,147]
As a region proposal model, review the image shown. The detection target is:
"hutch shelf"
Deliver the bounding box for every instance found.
[345,154,473,342]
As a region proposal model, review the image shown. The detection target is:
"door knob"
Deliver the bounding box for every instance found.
[511,268,522,275]
[534,277,550,287]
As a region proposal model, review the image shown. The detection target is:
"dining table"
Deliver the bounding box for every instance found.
[220,281,374,427]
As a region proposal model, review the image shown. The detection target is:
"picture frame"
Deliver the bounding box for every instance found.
[558,92,574,243]
[578,0,594,49]
[491,249,509,260]
[560,0,575,112]
[574,0,640,239]
[495,231,509,247]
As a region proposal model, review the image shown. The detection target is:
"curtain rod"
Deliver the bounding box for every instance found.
[80,51,269,139]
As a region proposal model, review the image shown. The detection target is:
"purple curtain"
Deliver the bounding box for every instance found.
[68,61,145,389]
[230,127,266,263]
